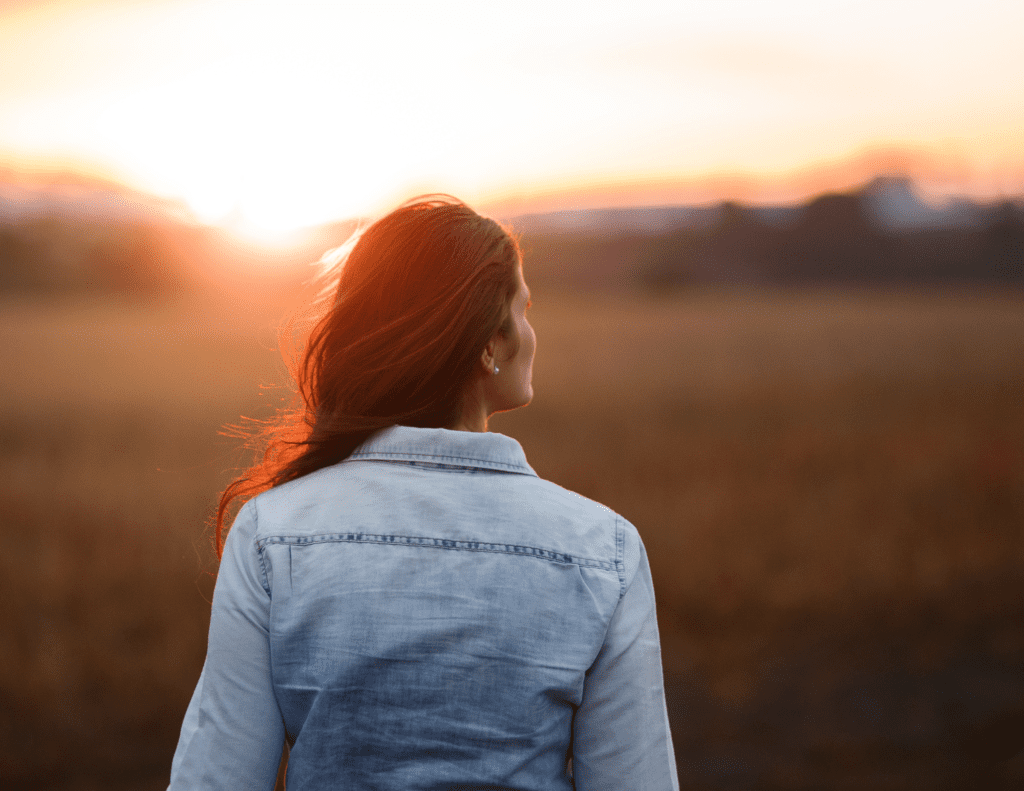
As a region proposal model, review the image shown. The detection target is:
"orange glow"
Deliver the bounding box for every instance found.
[0,0,1021,233]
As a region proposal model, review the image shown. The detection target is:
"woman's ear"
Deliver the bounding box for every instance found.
[480,337,496,373]
[479,331,499,372]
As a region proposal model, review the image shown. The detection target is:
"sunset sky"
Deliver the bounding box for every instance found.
[1,0,1022,236]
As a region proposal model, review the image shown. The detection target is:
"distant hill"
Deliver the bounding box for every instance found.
[0,170,357,296]
[0,171,1020,296]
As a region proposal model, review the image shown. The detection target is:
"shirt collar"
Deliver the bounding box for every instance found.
[349,425,538,476]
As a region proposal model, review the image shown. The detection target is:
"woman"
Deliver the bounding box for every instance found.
[169,196,678,790]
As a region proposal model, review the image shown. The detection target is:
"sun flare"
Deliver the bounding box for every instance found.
[0,0,1022,237]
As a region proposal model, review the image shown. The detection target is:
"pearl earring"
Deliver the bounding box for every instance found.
[493,366,500,374]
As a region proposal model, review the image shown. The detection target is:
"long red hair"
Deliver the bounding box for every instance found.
[215,195,521,556]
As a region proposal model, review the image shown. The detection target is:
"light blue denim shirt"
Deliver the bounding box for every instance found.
[169,426,678,791]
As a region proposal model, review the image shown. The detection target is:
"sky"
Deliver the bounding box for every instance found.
[0,0,1022,237]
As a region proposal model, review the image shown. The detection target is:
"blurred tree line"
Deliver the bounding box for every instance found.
[520,178,1024,293]
[0,216,360,296]
[0,167,358,296]
[637,198,1024,291]
[0,216,195,294]
[1,176,1021,296]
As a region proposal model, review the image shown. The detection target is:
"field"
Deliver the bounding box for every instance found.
[1,287,1022,789]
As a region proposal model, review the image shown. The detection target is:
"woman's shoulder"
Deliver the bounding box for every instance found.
[508,474,645,571]
[243,462,358,529]
[525,473,636,528]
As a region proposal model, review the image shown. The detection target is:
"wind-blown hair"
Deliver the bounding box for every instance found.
[216,195,521,556]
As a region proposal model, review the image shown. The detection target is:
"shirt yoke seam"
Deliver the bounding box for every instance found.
[255,532,617,571]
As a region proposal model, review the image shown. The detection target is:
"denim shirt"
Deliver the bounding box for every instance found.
[169,426,678,791]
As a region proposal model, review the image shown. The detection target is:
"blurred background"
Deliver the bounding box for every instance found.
[0,1,1022,788]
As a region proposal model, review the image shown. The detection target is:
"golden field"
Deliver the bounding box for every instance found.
[1,287,1022,790]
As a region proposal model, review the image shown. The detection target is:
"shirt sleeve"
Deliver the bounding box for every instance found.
[572,518,679,791]
[168,500,285,791]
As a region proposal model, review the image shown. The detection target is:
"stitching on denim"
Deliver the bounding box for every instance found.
[614,515,626,600]
[248,501,272,597]
[348,450,535,474]
[256,533,616,571]
[366,460,488,474]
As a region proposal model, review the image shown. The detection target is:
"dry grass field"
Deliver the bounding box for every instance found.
[1,287,1022,789]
